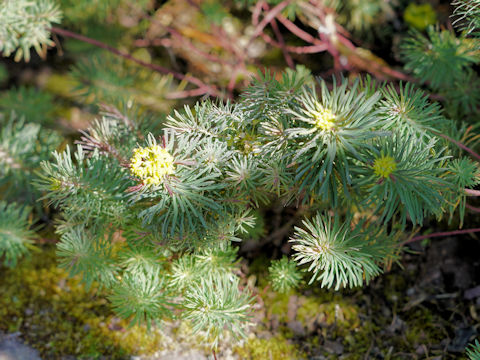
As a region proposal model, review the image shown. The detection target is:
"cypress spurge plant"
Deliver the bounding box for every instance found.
[2,0,480,354]
[34,69,478,347]
[0,0,61,62]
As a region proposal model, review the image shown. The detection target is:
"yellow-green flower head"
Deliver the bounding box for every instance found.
[373,155,397,178]
[130,145,175,185]
[312,103,336,131]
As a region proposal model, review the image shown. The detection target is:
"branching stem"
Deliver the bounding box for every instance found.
[404,228,480,245]
[435,131,480,162]
[49,26,225,99]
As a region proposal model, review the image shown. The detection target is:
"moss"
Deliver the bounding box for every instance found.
[404,306,445,347]
[404,3,437,31]
[297,295,360,330]
[0,245,163,359]
[262,289,292,323]
[234,333,305,360]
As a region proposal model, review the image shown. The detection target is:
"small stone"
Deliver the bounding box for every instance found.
[415,345,426,355]
[0,335,42,360]
[386,316,405,334]
[324,340,344,355]
[465,285,480,300]
[287,321,305,337]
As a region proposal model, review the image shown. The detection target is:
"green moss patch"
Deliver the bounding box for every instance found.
[0,245,163,359]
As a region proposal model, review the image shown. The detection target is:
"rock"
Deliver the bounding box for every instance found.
[287,320,305,337]
[287,295,298,322]
[153,351,207,360]
[323,340,343,355]
[415,345,426,355]
[447,326,476,353]
[465,285,480,300]
[386,316,405,334]
[0,334,42,360]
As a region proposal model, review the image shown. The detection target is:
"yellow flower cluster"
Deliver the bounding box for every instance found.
[373,155,397,178]
[129,145,175,185]
[312,104,336,131]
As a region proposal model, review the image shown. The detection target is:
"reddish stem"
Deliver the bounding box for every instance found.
[50,26,224,99]
[275,14,341,70]
[466,203,480,213]
[403,228,480,245]
[435,132,480,162]
[261,2,294,69]
[247,0,291,47]
[465,189,480,196]
[276,15,323,46]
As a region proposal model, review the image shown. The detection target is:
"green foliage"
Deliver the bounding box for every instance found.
[265,77,383,205]
[56,228,118,289]
[341,0,394,34]
[452,0,480,36]
[0,201,36,268]
[69,55,177,113]
[3,0,480,352]
[0,112,61,206]
[60,0,123,22]
[0,0,62,61]
[355,133,447,225]
[182,275,253,348]
[467,340,480,360]
[325,0,394,37]
[377,82,444,134]
[36,145,131,227]
[110,269,173,328]
[169,246,239,291]
[401,26,480,90]
[0,86,57,125]
[446,157,480,225]
[32,68,470,345]
[0,63,7,85]
[404,3,437,31]
[290,213,395,290]
[268,256,302,293]
[233,0,300,20]
[201,1,229,25]
[0,247,168,358]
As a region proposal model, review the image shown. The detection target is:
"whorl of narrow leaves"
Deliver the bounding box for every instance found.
[354,133,448,225]
[57,228,118,289]
[169,255,198,291]
[263,77,384,204]
[118,245,162,278]
[452,0,480,36]
[169,246,240,291]
[467,340,480,360]
[268,256,302,293]
[32,69,469,346]
[446,158,480,225]
[401,26,480,89]
[110,269,173,328]
[0,113,60,207]
[378,83,445,134]
[0,201,36,268]
[182,275,253,348]
[0,0,62,62]
[290,213,395,290]
[36,145,130,226]
[0,86,56,124]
